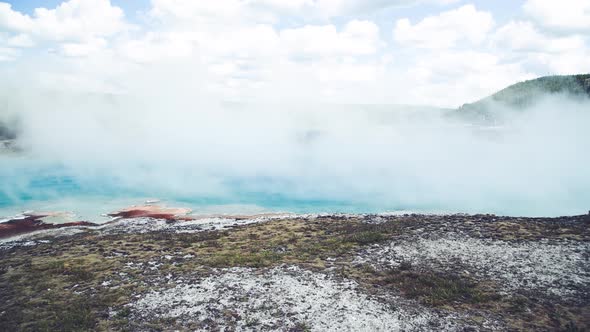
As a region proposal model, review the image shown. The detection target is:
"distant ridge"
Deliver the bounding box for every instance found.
[0,121,16,140]
[452,74,590,124]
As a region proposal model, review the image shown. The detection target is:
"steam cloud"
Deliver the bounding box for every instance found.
[1,68,589,218]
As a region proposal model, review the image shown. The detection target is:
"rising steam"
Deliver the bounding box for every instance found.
[1,67,589,218]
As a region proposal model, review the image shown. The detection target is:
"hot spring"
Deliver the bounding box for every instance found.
[1,93,589,222]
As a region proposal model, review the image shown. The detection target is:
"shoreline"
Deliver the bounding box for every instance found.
[2,206,588,242]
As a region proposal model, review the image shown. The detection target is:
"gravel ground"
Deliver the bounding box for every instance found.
[130,265,495,331]
[1,213,588,331]
[355,233,590,299]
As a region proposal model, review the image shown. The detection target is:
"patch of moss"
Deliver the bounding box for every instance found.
[207,250,284,268]
[361,267,501,307]
[344,231,387,245]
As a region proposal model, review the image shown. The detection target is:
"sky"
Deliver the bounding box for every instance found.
[0,0,589,107]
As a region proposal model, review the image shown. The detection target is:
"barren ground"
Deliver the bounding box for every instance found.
[0,213,588,331]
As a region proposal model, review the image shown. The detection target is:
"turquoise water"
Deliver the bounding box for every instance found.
[0,158,393,221]
[0,173,363,213]
[2,155,588,220]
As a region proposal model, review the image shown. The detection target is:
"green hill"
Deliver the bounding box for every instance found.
[451,74,590,124]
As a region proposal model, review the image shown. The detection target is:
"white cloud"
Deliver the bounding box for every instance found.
[6,33,34,47]
[493,21,586,53]
[34,0,129,41]
[534,52,590,74]
[281,20,380,57]
[394,5,494,49]
[151,0,460,24]
[285,0,399,18]
[148,0,381,58]
[0,3,32,31]
[399,50,533,105]
[116,12,381,98]
[491,20,590,76]
[523,0,590,31]
[0,32,34,49]
[118,31,195,63]
[0,0,130,42]
[61,38,108,57]
[119,25,281,66]
[0,46,19,61]
[202,25,280,58]
[0,0,586,107]
[252,0,461,18]
[316,61,380,82]
[150,0,243,22]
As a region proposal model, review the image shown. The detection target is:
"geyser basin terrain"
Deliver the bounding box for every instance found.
[0,213,588,331]
[2,75,590,218]
[0,0,588,328]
